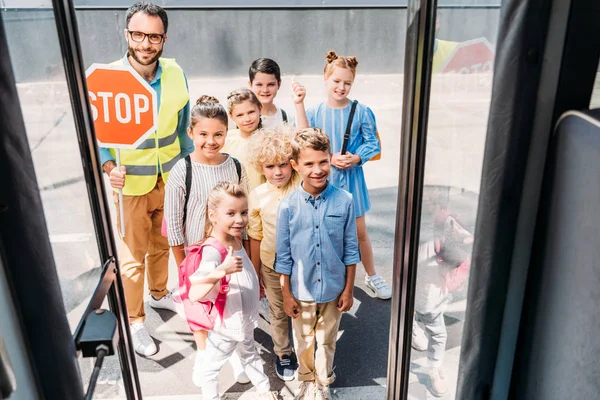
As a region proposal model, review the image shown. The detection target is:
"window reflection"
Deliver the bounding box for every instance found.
[1,6,119,398]
[409,8,499,399]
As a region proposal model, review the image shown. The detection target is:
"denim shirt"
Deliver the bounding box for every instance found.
[275,182,360,303]
[99,55,193,166]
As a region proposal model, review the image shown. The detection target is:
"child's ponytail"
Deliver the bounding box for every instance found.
[189,95,228,130]
[324,50,359,79]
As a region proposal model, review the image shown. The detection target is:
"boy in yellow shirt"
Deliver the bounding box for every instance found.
[247,126,301,381]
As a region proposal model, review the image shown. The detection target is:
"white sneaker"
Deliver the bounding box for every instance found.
[130,323,157,357]
[428,367,448,397]
[192,351,204,388]
[236,371,250,385]
[412,320,428,351]
[149,291,177,313]
[295,381,315,400]
[364,274,392,299]
[314,383,332,400]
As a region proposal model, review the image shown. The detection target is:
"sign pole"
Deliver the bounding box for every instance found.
[116,148,126,238]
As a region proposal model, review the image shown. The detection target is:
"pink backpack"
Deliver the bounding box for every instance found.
[175,237,230,331]
[433,209,472,294]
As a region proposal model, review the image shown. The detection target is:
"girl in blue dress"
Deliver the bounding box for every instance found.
[305,50,391,300]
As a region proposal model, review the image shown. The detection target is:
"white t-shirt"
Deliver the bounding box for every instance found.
[191,244,259,341]
[260,106,295,129]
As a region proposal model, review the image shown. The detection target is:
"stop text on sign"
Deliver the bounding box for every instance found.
[89,91,150,124]
[85,63,158,149]
[444,60,494,75]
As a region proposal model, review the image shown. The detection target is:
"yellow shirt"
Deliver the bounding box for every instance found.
[223,129,266,191]
[248,173,301,269]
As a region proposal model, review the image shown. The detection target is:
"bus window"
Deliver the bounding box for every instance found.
[0,4,126,397]
[408,7,500,399]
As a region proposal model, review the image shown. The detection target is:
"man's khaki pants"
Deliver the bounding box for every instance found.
[115,177,169,324]
[293,298,342,385]
[261,264,293,358]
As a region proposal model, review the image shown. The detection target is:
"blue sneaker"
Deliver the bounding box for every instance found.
[276,354,298,381]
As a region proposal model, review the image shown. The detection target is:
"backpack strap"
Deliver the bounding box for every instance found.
[281,108,288,123]
[182,155,192,225]
[232,157,242,183]
[202,237,229,260]
[201,238,231,294]
[341,100,358,155]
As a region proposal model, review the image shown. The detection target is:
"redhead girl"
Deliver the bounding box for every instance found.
[305,50,391,300]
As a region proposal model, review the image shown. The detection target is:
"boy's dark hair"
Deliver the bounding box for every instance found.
[126,2,169,34]
[249,58,281,83]
[291,128,331,161]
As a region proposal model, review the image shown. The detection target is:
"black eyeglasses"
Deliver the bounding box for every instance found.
[127,30,165,44]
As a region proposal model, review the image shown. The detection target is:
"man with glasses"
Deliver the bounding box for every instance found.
[99,1,193,357]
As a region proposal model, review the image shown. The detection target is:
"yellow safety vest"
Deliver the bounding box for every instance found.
[432,39,460,73]
[109,57,189,196]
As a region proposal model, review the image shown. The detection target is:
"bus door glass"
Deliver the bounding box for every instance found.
[0,3,128,396]
[407,5,501,399]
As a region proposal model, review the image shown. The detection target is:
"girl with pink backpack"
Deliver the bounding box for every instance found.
[163,96,249,388]
[183,182,275,400]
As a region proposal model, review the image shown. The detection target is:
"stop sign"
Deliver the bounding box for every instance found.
[441,38,495,74]
[85,63,158,148]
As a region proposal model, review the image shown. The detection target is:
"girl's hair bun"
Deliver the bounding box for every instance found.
[345,56,358,69]
[325,50,338,64]
[190,95,228,129]
[323,50,359,79]
[196,95,219,105]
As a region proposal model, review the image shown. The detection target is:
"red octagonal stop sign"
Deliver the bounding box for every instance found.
[86,63,158,149]
[441,38,495,74]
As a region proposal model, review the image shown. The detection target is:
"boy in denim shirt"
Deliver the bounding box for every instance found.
[275,128,360,399]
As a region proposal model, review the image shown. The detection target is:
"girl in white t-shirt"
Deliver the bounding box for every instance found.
[188,182,275,400]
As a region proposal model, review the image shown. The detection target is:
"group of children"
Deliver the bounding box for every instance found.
[162,51,390,400]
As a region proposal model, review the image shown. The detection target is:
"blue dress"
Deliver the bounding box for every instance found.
[306,101,381,217]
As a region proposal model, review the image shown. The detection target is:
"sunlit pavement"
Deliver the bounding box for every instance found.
[19,74,488,399]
